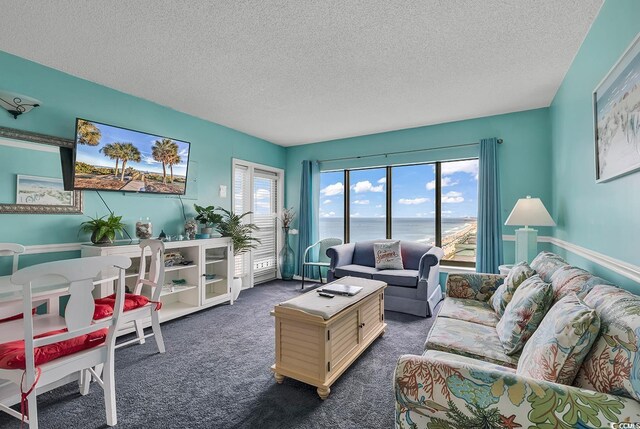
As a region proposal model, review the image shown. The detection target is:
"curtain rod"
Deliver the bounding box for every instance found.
[318,139,503,164]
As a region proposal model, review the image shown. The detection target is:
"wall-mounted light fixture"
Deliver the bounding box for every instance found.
[0,90,40,119]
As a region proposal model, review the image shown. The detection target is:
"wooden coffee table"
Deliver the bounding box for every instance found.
[271,276,387,399]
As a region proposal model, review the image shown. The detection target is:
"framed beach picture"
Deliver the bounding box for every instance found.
[594,33,640,183]
[16,175,74,206]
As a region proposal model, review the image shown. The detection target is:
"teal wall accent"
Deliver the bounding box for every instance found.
[549,0,640,291]
[6,0,639,295]
[0,50,286,248]
[285,108,553,264]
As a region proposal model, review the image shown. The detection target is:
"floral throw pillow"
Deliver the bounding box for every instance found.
[373,241,404,270]
[491,261,536,317]
[549,265,612,303]
[530,251,568,283]
[496,274,554,355]
[574,284,640,401]
[517,293,600,384]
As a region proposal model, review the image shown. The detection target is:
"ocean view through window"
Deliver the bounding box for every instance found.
[319,159,478,266]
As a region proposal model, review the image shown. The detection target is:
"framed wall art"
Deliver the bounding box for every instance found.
[594,33,640,183]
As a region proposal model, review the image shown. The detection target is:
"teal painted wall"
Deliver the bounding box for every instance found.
[0,51,286,250]
[285,108,553,264]
[549,0,640,291]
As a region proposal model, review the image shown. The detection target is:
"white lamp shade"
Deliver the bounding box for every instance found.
[505,196,556,227]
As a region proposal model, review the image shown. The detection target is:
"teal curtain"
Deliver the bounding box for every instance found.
[297,160,319,278]
[476,138,503,273]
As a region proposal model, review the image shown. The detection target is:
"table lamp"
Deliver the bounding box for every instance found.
[505,196,555,263]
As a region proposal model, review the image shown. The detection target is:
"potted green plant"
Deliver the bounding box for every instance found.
[194,204,223,236]
[215,207,260,300]
[79,213,126,245]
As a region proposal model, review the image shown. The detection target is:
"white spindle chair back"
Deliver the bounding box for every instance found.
[134,239,165,301]
[0,242,26,274]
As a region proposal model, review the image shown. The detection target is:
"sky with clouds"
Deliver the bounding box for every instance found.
[319,159,478,219]
[75,121,190,177]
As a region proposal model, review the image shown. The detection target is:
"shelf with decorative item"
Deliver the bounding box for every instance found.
[165,263,197,273]
[204,276,226,285]
[81,237,233,322]
[125,263,197,279]
[160,284,198,297]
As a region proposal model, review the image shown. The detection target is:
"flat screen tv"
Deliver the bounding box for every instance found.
[73,118,191,195]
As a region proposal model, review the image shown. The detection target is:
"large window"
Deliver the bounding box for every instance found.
[319,171,345,242]
[319,159,478,266]
[349,168,386,242]
[391,164,436,245]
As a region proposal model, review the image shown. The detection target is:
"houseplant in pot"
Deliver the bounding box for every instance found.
[79,213,126,245]
[215,207,260,300]
[194,204,223,237]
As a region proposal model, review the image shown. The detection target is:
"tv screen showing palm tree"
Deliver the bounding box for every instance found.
[73,118,191,195]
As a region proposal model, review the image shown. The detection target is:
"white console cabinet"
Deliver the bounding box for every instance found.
[81,237,234,323]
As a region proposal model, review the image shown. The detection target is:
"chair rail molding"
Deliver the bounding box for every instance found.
[13,237,640,284]
[23,243,83,254]
[503,234,640,284]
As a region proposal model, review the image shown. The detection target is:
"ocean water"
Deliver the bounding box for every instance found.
[319,217,476,244]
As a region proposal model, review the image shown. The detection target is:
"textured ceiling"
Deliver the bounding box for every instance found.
[0,1,602,146]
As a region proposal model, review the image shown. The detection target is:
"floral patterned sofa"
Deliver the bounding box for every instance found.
[394,251,640,428]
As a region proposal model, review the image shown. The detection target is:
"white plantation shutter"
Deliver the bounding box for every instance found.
[252,169,278,284]
[233,165,250,279]
[232,160,283,288]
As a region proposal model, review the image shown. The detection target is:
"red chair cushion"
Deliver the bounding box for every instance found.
[0,308,36,324]
[0,328,108,370]
[93,293,150,320]
[93,303,114,320]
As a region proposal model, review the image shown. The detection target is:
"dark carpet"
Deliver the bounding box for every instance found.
[0,280,437,429]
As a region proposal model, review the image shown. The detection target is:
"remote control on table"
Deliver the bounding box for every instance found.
[318,292,334,298]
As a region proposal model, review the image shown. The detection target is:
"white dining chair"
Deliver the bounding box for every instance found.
[0,242,26,274]
[0,255,131,428]
[0,243,46,322]
[121,239,166,352]
[94,239,166,353]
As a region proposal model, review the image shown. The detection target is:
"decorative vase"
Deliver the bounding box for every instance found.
[279,228,295,281]
[185,218,197,240]
[135,217,152,239]
[231,277,242,300]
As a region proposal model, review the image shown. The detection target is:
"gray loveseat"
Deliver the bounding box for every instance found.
[326,240,444,317]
